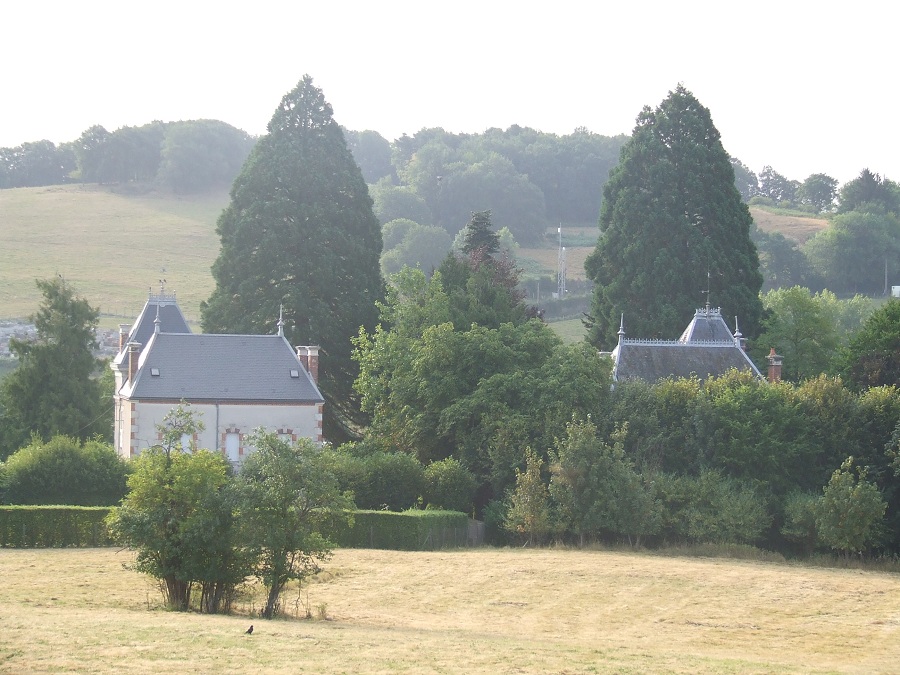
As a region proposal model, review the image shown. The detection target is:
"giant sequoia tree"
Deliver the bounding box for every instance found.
[585,85,763,347]
[201,76,384,441]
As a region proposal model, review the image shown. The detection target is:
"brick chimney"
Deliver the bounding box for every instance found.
[767,347,783,383]
[118,324,131,353]
[296,345,320,383]
[128,342,142,384]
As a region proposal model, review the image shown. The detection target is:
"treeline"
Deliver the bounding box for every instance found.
[0,119,256,194]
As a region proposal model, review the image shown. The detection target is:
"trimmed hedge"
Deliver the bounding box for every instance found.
[0,506,113,547]
[327,510,476,550]
[1,506,481,550]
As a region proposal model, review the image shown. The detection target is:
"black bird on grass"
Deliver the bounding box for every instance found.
[245,625,253,635]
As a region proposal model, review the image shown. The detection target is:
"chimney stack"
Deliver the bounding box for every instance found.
[767,347,783,383]
[118,324,131,353]
[128,342,142,384]
[296,345,320,383]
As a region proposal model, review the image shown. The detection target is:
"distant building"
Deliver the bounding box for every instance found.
[603,305,764,384]
[111,292,324,465]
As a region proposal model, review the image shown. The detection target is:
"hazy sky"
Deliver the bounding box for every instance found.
[3,1,896,185]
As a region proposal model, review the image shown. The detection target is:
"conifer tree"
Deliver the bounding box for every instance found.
[201,76,384,441]
[585,85,763,347]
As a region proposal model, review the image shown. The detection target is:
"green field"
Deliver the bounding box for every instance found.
[548,317,587,343]
[2,546,899,674]
[0,184,229,322]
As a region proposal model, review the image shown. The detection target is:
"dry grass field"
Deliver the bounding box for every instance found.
[2,547,899,674]
[0,184,228,322]
[749,206,828,245]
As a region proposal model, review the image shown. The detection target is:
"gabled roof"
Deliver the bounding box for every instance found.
[113,293,191,368]
[610,307,763,383]
[124,332,323,403]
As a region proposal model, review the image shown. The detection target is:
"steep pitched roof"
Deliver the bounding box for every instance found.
[113,293,191,368]
[124,333,323,403]
[678,307,736,342]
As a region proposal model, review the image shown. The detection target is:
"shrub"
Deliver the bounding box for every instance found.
[330,450,425,511]
[423,458,477,514]
[0,506,113,546]
[3,435,129,506]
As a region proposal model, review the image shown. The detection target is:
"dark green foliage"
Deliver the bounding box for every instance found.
[797,173,838,213]
[326,509,470,550]
[752,228,819,292]
[2,436,128,506]
[0,506,113,547]
[461,210,500,256]
[758,165,799,204]
[344,130,394,184]
[842,299,900,390]
[730,158,758,202]
[201,75,384,442]
[328,449,425,511]
[423,458,478,514]
[837,168,900,214]
[585,85,763,348]
[0,278,109,457]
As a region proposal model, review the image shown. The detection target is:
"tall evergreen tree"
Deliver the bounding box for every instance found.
[585,85,763,347]
[0,278,108,457]
[201,76,384,442]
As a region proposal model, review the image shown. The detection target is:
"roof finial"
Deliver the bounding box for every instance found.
[617,313,625,347]
[277,304,285,337]
[154,303,161,334]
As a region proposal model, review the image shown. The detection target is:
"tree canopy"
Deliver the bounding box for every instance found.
[585,85,763,347]
[201,75,384,441]
[0,278,108,457]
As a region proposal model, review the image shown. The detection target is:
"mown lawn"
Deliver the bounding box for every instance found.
[2,546,899,674]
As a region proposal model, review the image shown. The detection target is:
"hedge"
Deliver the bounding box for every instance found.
[0,506,113,547]
[1,506,480,550]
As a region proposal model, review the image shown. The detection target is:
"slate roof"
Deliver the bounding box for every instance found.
[610,306,763,383]
[125,332,323,403]
[113,294,191,368]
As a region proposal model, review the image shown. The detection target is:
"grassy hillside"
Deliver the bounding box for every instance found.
[0,184,229,322]
[2,546,899,673]
[749,205,828,245]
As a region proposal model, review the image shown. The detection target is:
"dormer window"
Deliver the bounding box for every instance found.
[290,369,300,378]
[150,368,160,377]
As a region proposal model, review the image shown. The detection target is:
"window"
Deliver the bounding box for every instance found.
[150,368,160,376]
[226,433,240,461]
[290,369,300,378]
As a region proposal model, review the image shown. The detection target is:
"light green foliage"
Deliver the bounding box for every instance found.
[381,221,452,277]
[815,457,886,555]
[758,165,798,204]
[423,458,478,514]
[504,448,551,545]
[370,179,433,225]
[549,418,659,546]
[797,173,838,213]
[201,75,384,442]
[2,435,128,506]
[841,299,900,390]
[157,120,255,193]
[106,406,237,612]
[586,85,763,348]
[751,227,817,292]
[235,432,354,619]
[654,470,771,545]
[0,278,108,457]
[755,286,842,381]
[344,129,393,184]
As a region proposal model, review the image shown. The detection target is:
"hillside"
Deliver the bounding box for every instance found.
[2,546,899,673]
[0,184,228,322]
[749,205,828,244]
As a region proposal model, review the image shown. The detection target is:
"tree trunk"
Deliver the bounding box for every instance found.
[263,581,284,619]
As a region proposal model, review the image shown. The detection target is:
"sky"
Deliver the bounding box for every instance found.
[3,1,897,186]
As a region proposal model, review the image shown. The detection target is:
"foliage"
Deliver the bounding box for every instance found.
[549,418,659,546]
[381,221,451,277]
[234,432,354,619]
[106,405,241,613]
[803,211,900,295]
[326,508,470,550]
[653,470,771,545]
[841,299,900,390]
[422,458,478,514]
[0,139,75,188]
[754,286,841,381]
[2,435,128,506]
[344,129,393,184]
[369,179,434,225]
[815,457,886,555]
[585,85,763,348]
[504,448,551,545]
[751,227,818,292]
[730,157,758,202]
[836,168,900,215]
[758,165,799,204]
[0,278,108,457]
[797,173,838,213]
[328,448,425,511]
[157,120,255,193]
[0,506,113,547]
[201,75,384,442]
[781,491,820,555]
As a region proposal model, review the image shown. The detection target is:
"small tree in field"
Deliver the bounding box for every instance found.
[815,457,886,556]
[235,432,354,619]
[106,405,242,613]
[504,447,551,546]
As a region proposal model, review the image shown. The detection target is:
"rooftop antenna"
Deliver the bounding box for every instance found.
[702,269,711,313]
